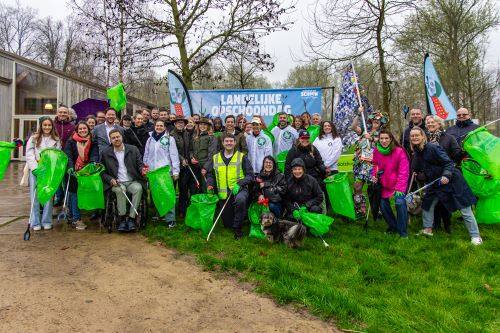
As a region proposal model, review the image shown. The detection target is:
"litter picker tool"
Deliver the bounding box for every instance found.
[23,188,37,241]
[118,185,139,217]
[57,172,72,223]
[206,191,232,241]
[405,178,441,201]
[187,164,200,188]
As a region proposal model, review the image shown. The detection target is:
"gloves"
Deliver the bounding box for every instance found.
[292,209,301,220]
[232,184,240,195]
[207,186,214,195]
[394,191,405,197]
[67,168,74,176]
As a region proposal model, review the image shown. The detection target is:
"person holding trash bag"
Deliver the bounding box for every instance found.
[172,116,193,218]
[143,119,180,227]
[246,116,273,174]
[253,155,287,218]
[100,129,147,232]
[371,129,409,237]
[26,117,61,231]
[64,121,99,230]
[191,117,214,191]
[313,121,343,174]
[285,158,324,219]
[271,112,298,157]
[409,127,483,245]
[285,130,326,185]
[206,134,254,240]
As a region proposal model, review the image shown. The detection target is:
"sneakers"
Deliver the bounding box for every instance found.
[117,217,128,232]
[418,229,433,237]
[42,224,52,230]
[32,225,42,231]
[471,237,483,246]
[167,221,176,228]
[72,220,87,230]
[127,218,136,231]
[234,233,242,240]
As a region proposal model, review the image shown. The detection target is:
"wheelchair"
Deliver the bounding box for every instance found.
[100,185,149,233]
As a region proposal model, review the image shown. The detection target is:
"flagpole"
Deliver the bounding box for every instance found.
[351,61,368,134]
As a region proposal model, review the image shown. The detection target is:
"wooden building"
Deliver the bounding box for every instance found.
[0,49,154,160]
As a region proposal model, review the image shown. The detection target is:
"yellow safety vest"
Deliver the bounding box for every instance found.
[213,151,245,199]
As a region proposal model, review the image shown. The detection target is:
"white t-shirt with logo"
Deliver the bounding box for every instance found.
[271,125,298,156]
[246,130,273,173]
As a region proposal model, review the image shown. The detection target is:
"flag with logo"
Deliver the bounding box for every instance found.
[168,70,193,117]
[335,64,373,151]
[424,54,457,120]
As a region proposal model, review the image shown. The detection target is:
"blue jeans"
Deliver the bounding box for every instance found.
[29,173,53,228]
[164,207,176,222]
[269,202,282,218]
[380,196,408,237]
[68,192,80,220]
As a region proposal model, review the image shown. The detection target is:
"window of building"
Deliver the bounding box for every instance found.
[15,64,57,115]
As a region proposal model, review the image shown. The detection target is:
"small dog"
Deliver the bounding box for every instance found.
[260,211,307,248]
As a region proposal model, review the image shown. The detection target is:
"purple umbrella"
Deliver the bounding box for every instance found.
[71,98,109,122]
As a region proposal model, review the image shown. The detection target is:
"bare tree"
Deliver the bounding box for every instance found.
[0,1,38,57]
[305,0,417,120]
[125,0,294,89]
[34,17,63,68]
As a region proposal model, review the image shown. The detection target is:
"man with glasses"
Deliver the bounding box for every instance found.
[446,107,479,146]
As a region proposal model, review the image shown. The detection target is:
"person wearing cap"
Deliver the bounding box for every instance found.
[246,116,273,174]
[205,134,254,240]
[285,158,324,220]
[284,129,326,186]
[191,117,215,192]
[271,112,298,156]
[172,115,193,217]
[210,115,247,160]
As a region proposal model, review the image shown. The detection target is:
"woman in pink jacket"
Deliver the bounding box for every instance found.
[371,129,410,237]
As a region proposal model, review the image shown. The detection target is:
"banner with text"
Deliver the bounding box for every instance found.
[189,88,322,125]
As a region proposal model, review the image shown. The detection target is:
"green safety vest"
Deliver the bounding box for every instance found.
[213,151,245,199]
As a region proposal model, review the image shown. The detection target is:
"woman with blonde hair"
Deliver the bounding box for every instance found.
[25,117,61,231]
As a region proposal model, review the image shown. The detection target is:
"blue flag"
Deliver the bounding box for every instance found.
[424,54,457,120]
[335,64,373,151]
[168,70,193,117]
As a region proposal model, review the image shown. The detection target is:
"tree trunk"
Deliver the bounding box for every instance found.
[376,1,391,119]
[170,0,192,89]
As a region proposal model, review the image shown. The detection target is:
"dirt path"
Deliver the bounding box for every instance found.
[0,229,337,332]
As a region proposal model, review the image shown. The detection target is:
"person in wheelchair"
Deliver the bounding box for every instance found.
[100,129,147,232]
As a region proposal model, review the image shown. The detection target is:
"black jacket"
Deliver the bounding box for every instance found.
[285,173,323,212]
[172,129,191,164]
[411,143,476,212]
[446,119,480,146]
[124,125,149,156]
[432,132,462,164]
[64,137,100,193]
[285,144,326,183]
[253,158,286,203]
[401,122,426,152]
[99,144,146,191]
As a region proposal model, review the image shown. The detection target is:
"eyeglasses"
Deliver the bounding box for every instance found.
[457,113,469,117]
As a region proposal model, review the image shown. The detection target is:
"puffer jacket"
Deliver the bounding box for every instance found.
[54,117,75,149]
[284,144,326,183]
[25,135,61,171]
[371,144,409,198]
[285,173,323,212]
[253,156,286,203]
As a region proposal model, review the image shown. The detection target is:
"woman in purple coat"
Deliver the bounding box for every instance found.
[371,129,410,237]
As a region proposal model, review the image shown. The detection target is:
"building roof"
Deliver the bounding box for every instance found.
[0,48,154,107]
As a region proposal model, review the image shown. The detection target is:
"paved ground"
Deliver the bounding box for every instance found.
[0,162,338,332]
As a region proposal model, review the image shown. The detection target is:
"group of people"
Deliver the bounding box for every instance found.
[25,103,483,245]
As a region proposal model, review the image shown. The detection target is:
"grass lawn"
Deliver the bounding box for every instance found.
[144,210,499,332]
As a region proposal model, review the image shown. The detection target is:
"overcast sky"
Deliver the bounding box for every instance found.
[5,0,500,84]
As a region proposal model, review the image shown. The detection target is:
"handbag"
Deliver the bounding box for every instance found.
[406,172,422,215]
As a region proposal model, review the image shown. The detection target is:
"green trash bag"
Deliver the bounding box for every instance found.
[107,82,127,112]
[276,150,288,173]
[463,127,500,180]
[475,192,500,224]
[462,159,500,198]
[36,148,68,205]
[324,173,356,220]
[263,129,275,145]
[0,141,15,181]
[213,132,223,138]
[307,125,321,142]
[248,201,268,239]
[185,194,219,234]
[146,165,176,217]
[74,163,105,210]
[293,207,334,237]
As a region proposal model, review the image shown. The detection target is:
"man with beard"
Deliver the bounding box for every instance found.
[271,112,298,156]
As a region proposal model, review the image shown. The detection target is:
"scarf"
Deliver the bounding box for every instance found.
[428,129,443,144]
[376,142,393,155]
[152,130,165,142]
[72,132,91,170]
